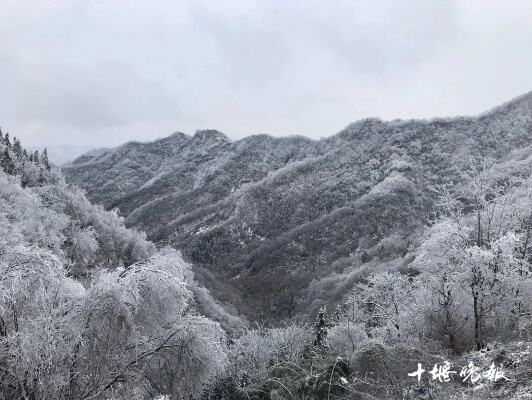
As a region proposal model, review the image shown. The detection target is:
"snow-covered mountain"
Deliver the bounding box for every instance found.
[64,91,532,320]
[0,129,242,399]
[5,91,532,399]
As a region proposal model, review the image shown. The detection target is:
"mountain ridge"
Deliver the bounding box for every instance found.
[68,88,532,167]
[64,90,532,321]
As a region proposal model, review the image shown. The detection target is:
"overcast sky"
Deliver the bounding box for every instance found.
[1,0,532,152]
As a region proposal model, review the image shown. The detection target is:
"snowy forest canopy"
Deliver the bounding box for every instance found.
[4,91,532,400]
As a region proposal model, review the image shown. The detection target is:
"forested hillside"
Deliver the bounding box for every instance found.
[5,91,532,399]
[0,131,231,399]
[64,91,532,321]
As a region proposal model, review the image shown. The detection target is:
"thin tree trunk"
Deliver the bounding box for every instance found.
[477,211,482,247]
[473,292,481,351]
[522,216,531,260]
[444,289,455,350]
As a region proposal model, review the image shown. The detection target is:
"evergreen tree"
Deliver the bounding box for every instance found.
[38,169,46,184]
[22,149,28,158]
[313,306,330,347]
[332,304,342,325]
[29,153,33,162]
[33,150,40,164]
[12,137,22,157]
[1,148,15,174]
[19,160,28,188]
[42,148,51,170]
[0,127,3,142]
[4,133,11,148]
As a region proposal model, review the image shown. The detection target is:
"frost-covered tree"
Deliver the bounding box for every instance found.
[348,272,418,342]
[228,324,312,391]
[314,306,331,347]
[65,225,99,264]
[67,249,227,399]
[0,230,227,399]
[1,148,15,175]
[12,137,22,158]
[414,180,532,350]
[42,147,51,170]
[0,242,86,399]
[4,132,11,147]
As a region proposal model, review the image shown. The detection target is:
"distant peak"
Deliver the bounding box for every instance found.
[192,129,231,144]
[169,131,188,139]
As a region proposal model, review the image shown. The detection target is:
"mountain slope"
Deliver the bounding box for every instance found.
[0,133,235,399]
[63,91,532,320]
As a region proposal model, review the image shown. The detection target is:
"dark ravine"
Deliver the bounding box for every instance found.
[63,91,532,321]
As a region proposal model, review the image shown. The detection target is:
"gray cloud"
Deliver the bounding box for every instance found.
[1,0,532,154]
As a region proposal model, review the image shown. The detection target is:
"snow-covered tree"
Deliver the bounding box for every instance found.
[229,324,311,389]
[70,249,227,399]
[1,147,14,174]
[414,215,532,350]
[4,132,11,147]
[314,305,331,347]
[348,272,418,342]
[42,147,51,170]
[12,137,22,158]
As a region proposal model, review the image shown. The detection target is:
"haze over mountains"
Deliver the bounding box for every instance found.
[63,91,532,321]
[27,144,95,165]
